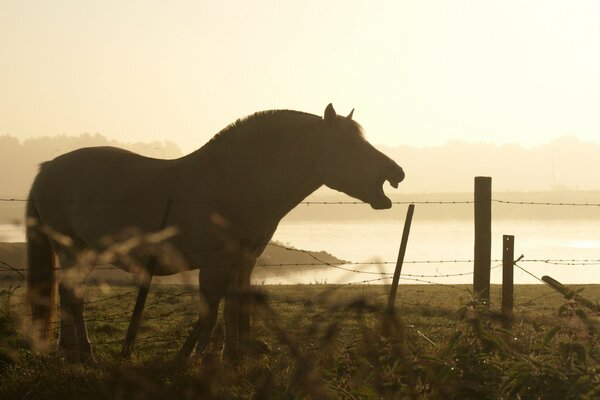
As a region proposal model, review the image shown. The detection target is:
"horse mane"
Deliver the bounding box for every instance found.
[205,110,320,147]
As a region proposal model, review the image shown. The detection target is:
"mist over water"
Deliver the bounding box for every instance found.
[3,219,599,285]
[270,219,600,285]
[0,224,22,243]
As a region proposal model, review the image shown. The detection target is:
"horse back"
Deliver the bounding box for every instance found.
[28,147,182,246]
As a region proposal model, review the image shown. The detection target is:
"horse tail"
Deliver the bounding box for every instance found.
[26,198,57,342]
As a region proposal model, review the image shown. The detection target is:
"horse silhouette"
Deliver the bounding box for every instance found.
[26,103,405,361]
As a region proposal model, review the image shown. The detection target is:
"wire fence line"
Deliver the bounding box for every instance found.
[4,194,596,290]
[2,193,599,332]
[10,266,579,347]
[3,251,599,316]
[513,262,547,284]
[3,196,600,207]
[4,256,600,276]
[1,197,474,205]
[2,194,599,375]
[492,199,600,207]
[3,259,596,352]
[6,258,589,274]
[6,253,598,326]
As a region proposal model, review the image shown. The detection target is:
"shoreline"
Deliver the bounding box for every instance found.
[0,241,346,285]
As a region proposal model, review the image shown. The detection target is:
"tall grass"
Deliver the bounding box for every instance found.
[0,284,599,399]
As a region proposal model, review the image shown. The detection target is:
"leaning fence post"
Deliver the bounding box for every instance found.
[541,275,600,313]
[502,235,514,327]
[473,176,492,305]
[121,198,173,359]
[386,203,415,313]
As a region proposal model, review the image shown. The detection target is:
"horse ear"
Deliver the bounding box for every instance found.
[324,103,337,127]
[347,109,354,119]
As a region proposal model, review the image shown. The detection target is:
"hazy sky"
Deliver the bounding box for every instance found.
[2,1,600,153]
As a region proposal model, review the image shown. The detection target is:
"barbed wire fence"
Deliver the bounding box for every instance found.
[2,197,600,207]
[1,193,600,353]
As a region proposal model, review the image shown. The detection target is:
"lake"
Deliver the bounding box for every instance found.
[2,218,599,285]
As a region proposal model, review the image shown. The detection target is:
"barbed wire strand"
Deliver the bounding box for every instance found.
[0,197,473,205]
[4,256,600,277]
[3,196,600,207]
[493,199,600,207]
[514,262,547,284]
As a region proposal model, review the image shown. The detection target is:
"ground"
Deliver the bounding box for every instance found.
[1,284,599,399]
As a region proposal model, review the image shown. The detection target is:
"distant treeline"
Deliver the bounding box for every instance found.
[2,133,600,221]
[283,190,600,221]
[379,135,600,193]
[0,134,182,197]
[4,134,600,198]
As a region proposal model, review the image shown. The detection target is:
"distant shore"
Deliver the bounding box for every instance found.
[0,242,345,285]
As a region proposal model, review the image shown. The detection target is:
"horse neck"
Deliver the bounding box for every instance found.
[187,122,324,218]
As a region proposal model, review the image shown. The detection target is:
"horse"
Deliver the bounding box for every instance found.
[26,103,405,361]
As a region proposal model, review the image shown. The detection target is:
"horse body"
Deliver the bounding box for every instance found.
[27,104,404,360]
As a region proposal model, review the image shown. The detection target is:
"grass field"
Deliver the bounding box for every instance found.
[1,283,599,399]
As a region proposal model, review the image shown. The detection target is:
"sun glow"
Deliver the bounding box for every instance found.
[2,1,600,151]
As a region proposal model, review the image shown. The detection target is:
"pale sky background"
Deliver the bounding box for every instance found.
[2,1,600,153]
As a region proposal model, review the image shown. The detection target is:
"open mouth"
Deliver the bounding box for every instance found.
[369,170,405,210]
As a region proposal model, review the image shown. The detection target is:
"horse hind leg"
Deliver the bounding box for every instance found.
[57,251,94,362]
[176,268,229,364]
[58,281,76,355]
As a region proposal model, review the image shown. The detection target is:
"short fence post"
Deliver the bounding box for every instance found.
[502,235,514,327]
[121,198,173,359]
[473,176,492,305]
[386,204,415,313]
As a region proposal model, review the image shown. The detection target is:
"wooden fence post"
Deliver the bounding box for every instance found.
[542,275,600,313]
[502,235,514,327]
[473,176,492,305]
[386,204,415,313]
[121,198,173,359]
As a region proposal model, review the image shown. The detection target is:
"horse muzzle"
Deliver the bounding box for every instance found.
[386,165,405,188]
[369,164,405,210]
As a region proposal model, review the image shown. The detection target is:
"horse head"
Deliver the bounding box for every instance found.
[319,103,405,209]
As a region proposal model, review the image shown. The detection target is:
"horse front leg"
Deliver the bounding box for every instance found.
[223,260,254,359]
[58,282,77,356]
[223,275,240,360]
[238,262,254,354]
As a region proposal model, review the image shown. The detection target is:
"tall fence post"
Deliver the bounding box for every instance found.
[386,204,415,313]
[502,235,514,327]
[473,176,492,305]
